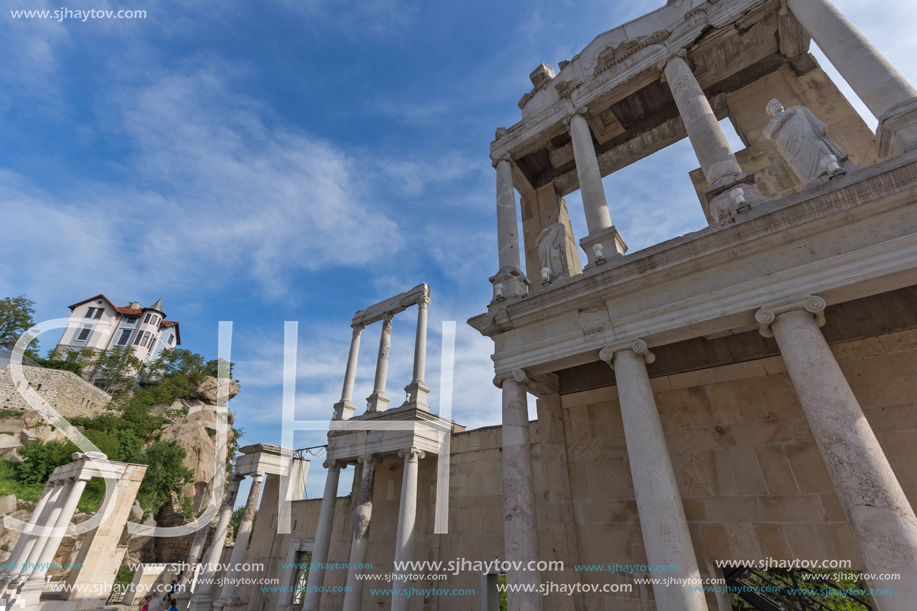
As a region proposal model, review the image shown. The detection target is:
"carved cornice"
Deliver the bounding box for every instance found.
[599,338,656,369]
[398,447,426,462]
[595,30,671,77]
[755,295,826,338]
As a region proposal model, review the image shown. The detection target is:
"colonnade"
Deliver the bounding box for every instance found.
[0,473,89,600]
[302,449,426,611]
[335,292,431,419]
[497,296,917,611]
[491,0,917,294]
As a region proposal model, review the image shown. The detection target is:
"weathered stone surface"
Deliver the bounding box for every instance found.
[0,367,110,418]
[193,376,240,404]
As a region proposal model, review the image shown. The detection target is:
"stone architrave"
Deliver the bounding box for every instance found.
[764,99,856,185]
[535,223,569,282]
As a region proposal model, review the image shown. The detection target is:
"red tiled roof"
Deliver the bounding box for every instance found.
[161,321,178,327]
[116,307,142,315]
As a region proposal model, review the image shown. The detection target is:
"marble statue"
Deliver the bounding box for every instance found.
[764,98,850,185]
[535,223,569,281]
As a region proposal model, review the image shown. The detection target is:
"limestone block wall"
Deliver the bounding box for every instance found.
[0,367,111,419]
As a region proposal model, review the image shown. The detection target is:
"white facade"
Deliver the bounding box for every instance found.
[56,294,181,364]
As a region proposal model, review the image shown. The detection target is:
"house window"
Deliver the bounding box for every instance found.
[76,328,91,342]
[144,313,151,324]
[117,330,132,346]
[291,551,313,605]
[85,307,103,319]
[126,317,138,325]
[134,331,144,345]
[140,332,151,347]
[168,335,175,345]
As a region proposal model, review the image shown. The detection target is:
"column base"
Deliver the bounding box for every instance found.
[580,225,627,268]
[877,98,917,158]
[704,171,768,224]
[489,266,529,303]
[13,579,44,608]
[400,381,430,411]
[333,399,356,420]
[366,391,390,413]
[188,592,215,611]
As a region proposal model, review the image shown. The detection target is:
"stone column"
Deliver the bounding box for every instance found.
[189,475,242,611]
[342,454,380,611]
[661,53,765,224]
[497,373,543,611]
[366,314,393,413]
[600,341,708,611]
[403,297,431,410]
[392,448,425,611]
[335,324,363,420]
[187,519,210,568]
[787,0,917,156]
[301,461,344,611]
[0,481,57,584]
[566,109,627,265]
[17,481,69,584]
[490,157,529,300]
[216,473,263,607]
[26,476,89,583]
[756,296,917,607]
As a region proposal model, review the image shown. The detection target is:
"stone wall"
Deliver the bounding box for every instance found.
[0,366,111,419]
[249,328,917,610]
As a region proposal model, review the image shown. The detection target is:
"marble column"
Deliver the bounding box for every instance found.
[26,476,88,583]
[366,314,393,412]
[403,297,431,410]
[342,455,380,611]
[491,157,529,299]
[189,475,242,611]
[19,480,72,583]
[787,0,917,156]
[498,373,543,611]
[601,341,708,611]
[392,448,425,611]
[301,461,344,611]
[661,53,765,223]
[216,473,263,607]
[756,296,917,607]
[0,481,57,585]
[335,324,363,420]
[566,109,627,265]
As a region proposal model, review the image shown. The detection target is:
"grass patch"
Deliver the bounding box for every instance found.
[0,459,102,513]
[0,459,43,503]
[0,410,23,419]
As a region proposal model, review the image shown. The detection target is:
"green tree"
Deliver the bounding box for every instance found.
[0,296,39,354]
[15,440,77,486]
[79,346,145,394]
[137,441,194,512]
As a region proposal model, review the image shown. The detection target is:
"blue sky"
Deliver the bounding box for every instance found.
[2,0,915,503]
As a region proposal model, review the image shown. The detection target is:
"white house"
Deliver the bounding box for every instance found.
[55,294,181,364]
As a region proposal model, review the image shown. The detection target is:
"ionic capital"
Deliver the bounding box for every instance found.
[755,295,826,338]
[491,154,512,168]
[357,453,382,466]
[417,295,431,309]
[351,323,364,335]
[562,106,589,127]
[599,338,656,369]
[398,447,426,463]
[656,48,688,79]
[322,459,346,471]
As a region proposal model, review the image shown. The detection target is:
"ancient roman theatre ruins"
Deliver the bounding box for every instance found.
[4,0,917,609]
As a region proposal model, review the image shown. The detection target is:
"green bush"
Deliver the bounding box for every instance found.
[16,440,77,486]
